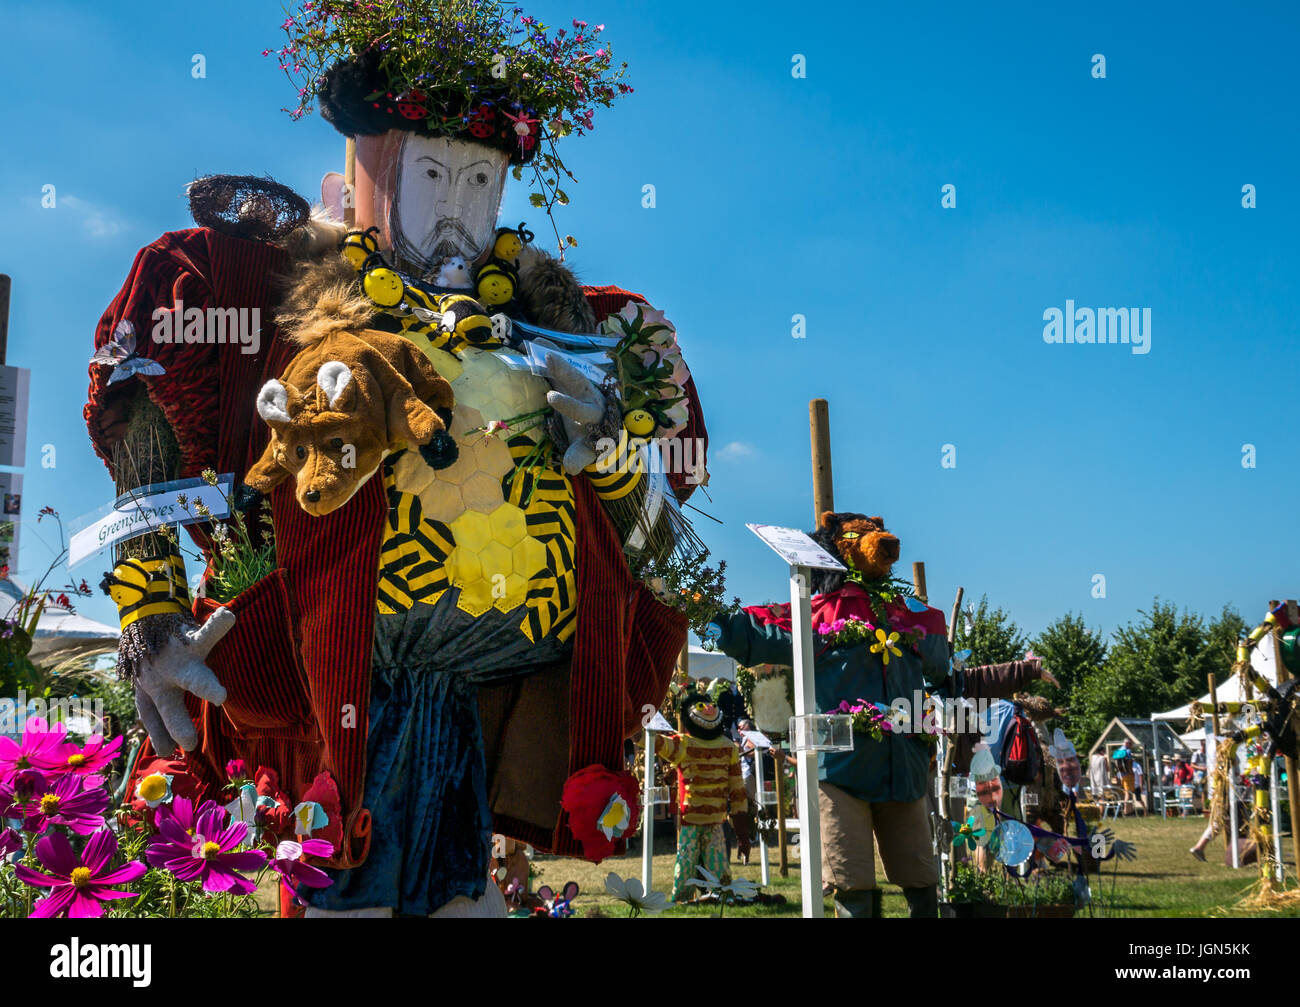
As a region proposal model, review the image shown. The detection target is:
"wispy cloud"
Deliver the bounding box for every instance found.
[59,194,128,238]
[715,441,757,461]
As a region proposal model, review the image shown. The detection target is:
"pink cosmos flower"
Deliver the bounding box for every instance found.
[0,717,68,781]
[47,733,123,779]
[146,806,267,895]
[19,772,109,835]
[0,826,21,858]
[14,829,146,919]
[155,794,222,834]
[271,838,334,903]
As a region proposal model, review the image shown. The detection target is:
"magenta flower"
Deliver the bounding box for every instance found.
[0,826,21,857]
[271,838,334,903]
[0,717,68,781]
[47,733,123,778]
[146,807,267,895]
[14,829,146,918]
[225,758,247,780]
[156,794,221,834]
[19,772,109,835]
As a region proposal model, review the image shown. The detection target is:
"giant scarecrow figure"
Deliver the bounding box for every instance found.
[86,3,707,916]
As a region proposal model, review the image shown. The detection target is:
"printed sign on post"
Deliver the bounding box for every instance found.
[69,474,234,567]
[0,366,30,468]
[746,523,845,572]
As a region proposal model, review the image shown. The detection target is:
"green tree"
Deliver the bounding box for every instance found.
[952,594,1028,667]
[1030,611,1107,710]
[1069,599,1210,748]
[1202,604,1249,691]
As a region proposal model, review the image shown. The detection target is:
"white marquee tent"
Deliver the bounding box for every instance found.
[1153,634,1278,725]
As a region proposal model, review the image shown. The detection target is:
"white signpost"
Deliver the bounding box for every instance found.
[746,523,846,919]
[641,710,675,893]
[741,728,774,886]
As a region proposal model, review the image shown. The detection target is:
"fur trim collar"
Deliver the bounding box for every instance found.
[277,212,596,338]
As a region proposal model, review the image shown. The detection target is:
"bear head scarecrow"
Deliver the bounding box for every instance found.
[86,2,708,917]
[709,510,953,918]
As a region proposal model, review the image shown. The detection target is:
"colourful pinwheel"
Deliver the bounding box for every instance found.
[952,814,986,851]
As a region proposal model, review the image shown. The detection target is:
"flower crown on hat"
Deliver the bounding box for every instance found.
[267,0,632,251]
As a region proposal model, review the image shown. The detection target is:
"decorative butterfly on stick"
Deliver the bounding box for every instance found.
[90,320,166,384]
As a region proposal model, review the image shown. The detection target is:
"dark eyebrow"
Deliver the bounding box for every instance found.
[416,157,449,171]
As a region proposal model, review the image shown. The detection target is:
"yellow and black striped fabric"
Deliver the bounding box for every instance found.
[584,429,644,502]
[376,443,577,646]
[104,552,190,630]
[504,436,577,645]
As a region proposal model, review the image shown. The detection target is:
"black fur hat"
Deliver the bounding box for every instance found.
[318,47,541,164]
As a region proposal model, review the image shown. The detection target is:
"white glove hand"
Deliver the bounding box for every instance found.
[134,607,235,754]
[543,354,606,475]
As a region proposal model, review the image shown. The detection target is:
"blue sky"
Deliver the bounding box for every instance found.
[1,0,1297,642]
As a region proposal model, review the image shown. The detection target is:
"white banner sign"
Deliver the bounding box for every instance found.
[746,523,845,571]
[69,475,233,567]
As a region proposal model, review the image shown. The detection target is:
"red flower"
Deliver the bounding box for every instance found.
[560,765,640,863]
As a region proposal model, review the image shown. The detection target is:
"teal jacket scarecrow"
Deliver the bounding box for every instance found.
[713,582,951,804]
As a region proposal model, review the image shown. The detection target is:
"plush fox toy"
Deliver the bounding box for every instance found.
[244,285,458,516]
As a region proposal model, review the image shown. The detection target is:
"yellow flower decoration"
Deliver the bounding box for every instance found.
[871,628,902,665]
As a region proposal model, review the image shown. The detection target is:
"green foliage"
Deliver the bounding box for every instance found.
[952,594,1028,666]
[947,862,999,905]
[1068,599,1237,749]
[1003,871,1076,907]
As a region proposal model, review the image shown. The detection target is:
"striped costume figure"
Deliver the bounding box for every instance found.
[656,692,749,902]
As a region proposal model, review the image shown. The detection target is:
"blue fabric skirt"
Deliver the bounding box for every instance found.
[305,661,491,915]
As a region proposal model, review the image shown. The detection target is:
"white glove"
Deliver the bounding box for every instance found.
[134,607,235,753]
[543,354,606,475]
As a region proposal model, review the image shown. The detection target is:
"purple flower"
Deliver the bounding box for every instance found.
[19,772,109,835]
[146,807,267,895]
[156,794,222,834]
[271,838,334,903]
[0,826,21,857]
[14,829,146,918]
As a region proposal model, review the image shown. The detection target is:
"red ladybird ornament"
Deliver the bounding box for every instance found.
[467,105,496,139]
[396,89,428,119]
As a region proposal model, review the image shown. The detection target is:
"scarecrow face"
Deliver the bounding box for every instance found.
[1058,754,1081,788]
[681,692,725,740]
[822,512,900,581]
[390,134,509,272]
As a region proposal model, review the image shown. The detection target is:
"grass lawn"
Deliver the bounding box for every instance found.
[530,814,1300,918]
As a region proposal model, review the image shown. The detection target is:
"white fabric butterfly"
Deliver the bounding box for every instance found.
[90,320,166,384]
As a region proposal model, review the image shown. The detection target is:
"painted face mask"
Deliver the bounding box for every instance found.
[362,132,510,275]
[1051,729,1082,789]
[974,776,1003,809]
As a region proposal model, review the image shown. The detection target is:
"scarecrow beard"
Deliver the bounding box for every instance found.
[387,134,509,274]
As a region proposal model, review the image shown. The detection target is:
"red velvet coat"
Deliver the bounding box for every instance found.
[86,227,703,865]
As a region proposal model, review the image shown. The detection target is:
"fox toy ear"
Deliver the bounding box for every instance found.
[256,380,301,427]
[819,510,838,530]
[317,361,354,410]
